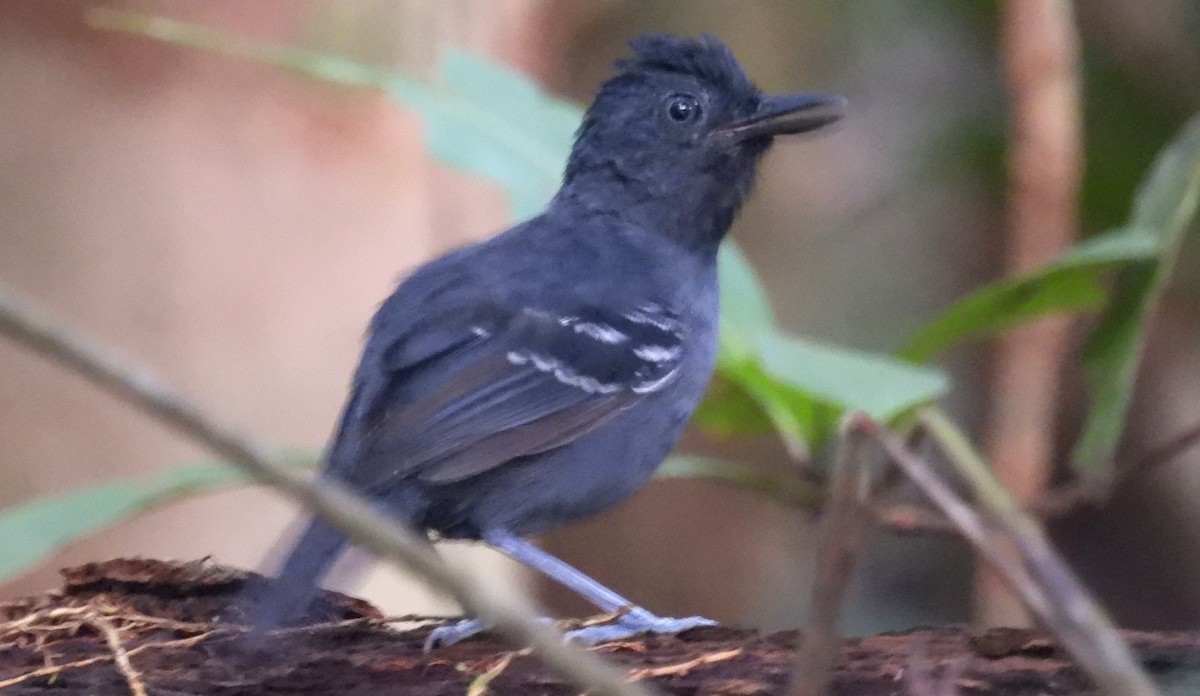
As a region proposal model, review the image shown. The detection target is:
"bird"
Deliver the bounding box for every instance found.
[243,32,844,649]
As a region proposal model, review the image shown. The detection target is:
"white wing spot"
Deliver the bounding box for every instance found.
[508,350,622,394]
[632,366,680,394]
[624,309,683,335]
[574,322,628,344]
[471,325,492,338]
[634,344,681,363]
[521,306,578,327]
[553,367,623,394]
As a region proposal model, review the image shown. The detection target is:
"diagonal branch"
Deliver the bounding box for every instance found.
[788,417,872,696]
[0,281,652,696]
[889,410,1158,696]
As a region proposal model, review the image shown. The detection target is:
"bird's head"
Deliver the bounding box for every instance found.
[559,34,844,252]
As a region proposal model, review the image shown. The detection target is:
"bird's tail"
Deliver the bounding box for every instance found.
[237,514,349,629]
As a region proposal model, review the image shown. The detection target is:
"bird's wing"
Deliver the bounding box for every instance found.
[344,301,686,489]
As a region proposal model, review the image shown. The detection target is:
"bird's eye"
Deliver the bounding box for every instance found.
[664,95,701,124]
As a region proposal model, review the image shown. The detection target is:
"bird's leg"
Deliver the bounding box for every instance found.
[423,528,716,650]
[483,528,716,645]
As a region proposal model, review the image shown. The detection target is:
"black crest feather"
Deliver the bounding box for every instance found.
[618,33,755,95]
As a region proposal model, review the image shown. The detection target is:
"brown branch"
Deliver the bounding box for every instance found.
[913,409,1158,696]
[1129,418,1200,473]
[1024,417,1200,519]
[806,413,1157,694]
[835,414,1200,537]
[788,418,871,696]
[0,281,652,696]
[89,610,148,696]
[627,648,743,681]
[980,0,1084,627]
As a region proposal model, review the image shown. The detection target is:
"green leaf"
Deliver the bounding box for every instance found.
[87,8,579,220]
[899,226,1161,362]
[440,51,580,157]
[691,376,776,437]
[392,51,581,219]
[1072,114,1200,480]
[717,244,778,362]
[732,362,829,457]
[713,242,947,450]
[755,332,950,421]
[655,456,822,508]
[87,8,402,91]
[0,455,317,582]
[0,466,239,582]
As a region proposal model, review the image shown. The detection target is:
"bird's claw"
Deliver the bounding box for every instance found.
[424,618,485,652]
[423,616,557,652]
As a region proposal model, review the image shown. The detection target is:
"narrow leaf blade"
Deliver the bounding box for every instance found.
[1072,114,1200,479]
[900,226,1160,363]
[0,465,243,582]
[756,332,949,421]
[0,455,316,582]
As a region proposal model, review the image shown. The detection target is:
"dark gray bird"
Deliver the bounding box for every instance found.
[246,33,844,648]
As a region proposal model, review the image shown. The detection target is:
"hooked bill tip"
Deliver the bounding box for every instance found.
[718,92,847,141]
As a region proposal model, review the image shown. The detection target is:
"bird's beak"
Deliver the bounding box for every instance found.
[717,92,846,141]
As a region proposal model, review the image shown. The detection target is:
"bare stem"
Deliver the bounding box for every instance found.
[0,281,652,696]
[788,417,871,696]
[916,409,1159,696]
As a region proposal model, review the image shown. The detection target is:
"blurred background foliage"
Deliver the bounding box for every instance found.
[1,0,1198,638]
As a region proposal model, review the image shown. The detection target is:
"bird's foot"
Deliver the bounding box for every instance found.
[423,616,556,652]
[424,618,486,651]
[424,613,717,651]
[563,613,717,645]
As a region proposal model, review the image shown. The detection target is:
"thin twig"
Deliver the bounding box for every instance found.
[0,653,116,689]
[89,610,148,696]
[0,604,166,694]
[874,414,1200,534]
[0,601,457,690]
[981,0,1083,627]
[1128,418,1200,476]
[0,606,96,636]
[829,414,1158,694]
[1032,418,1200,516]
[856,419,1054,618]
[788,417,871,696]
[914,409,1159,696]
[0,282,652,696]
[0,631,216,690]
[466,649,527,696]
[627,648,743,681]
